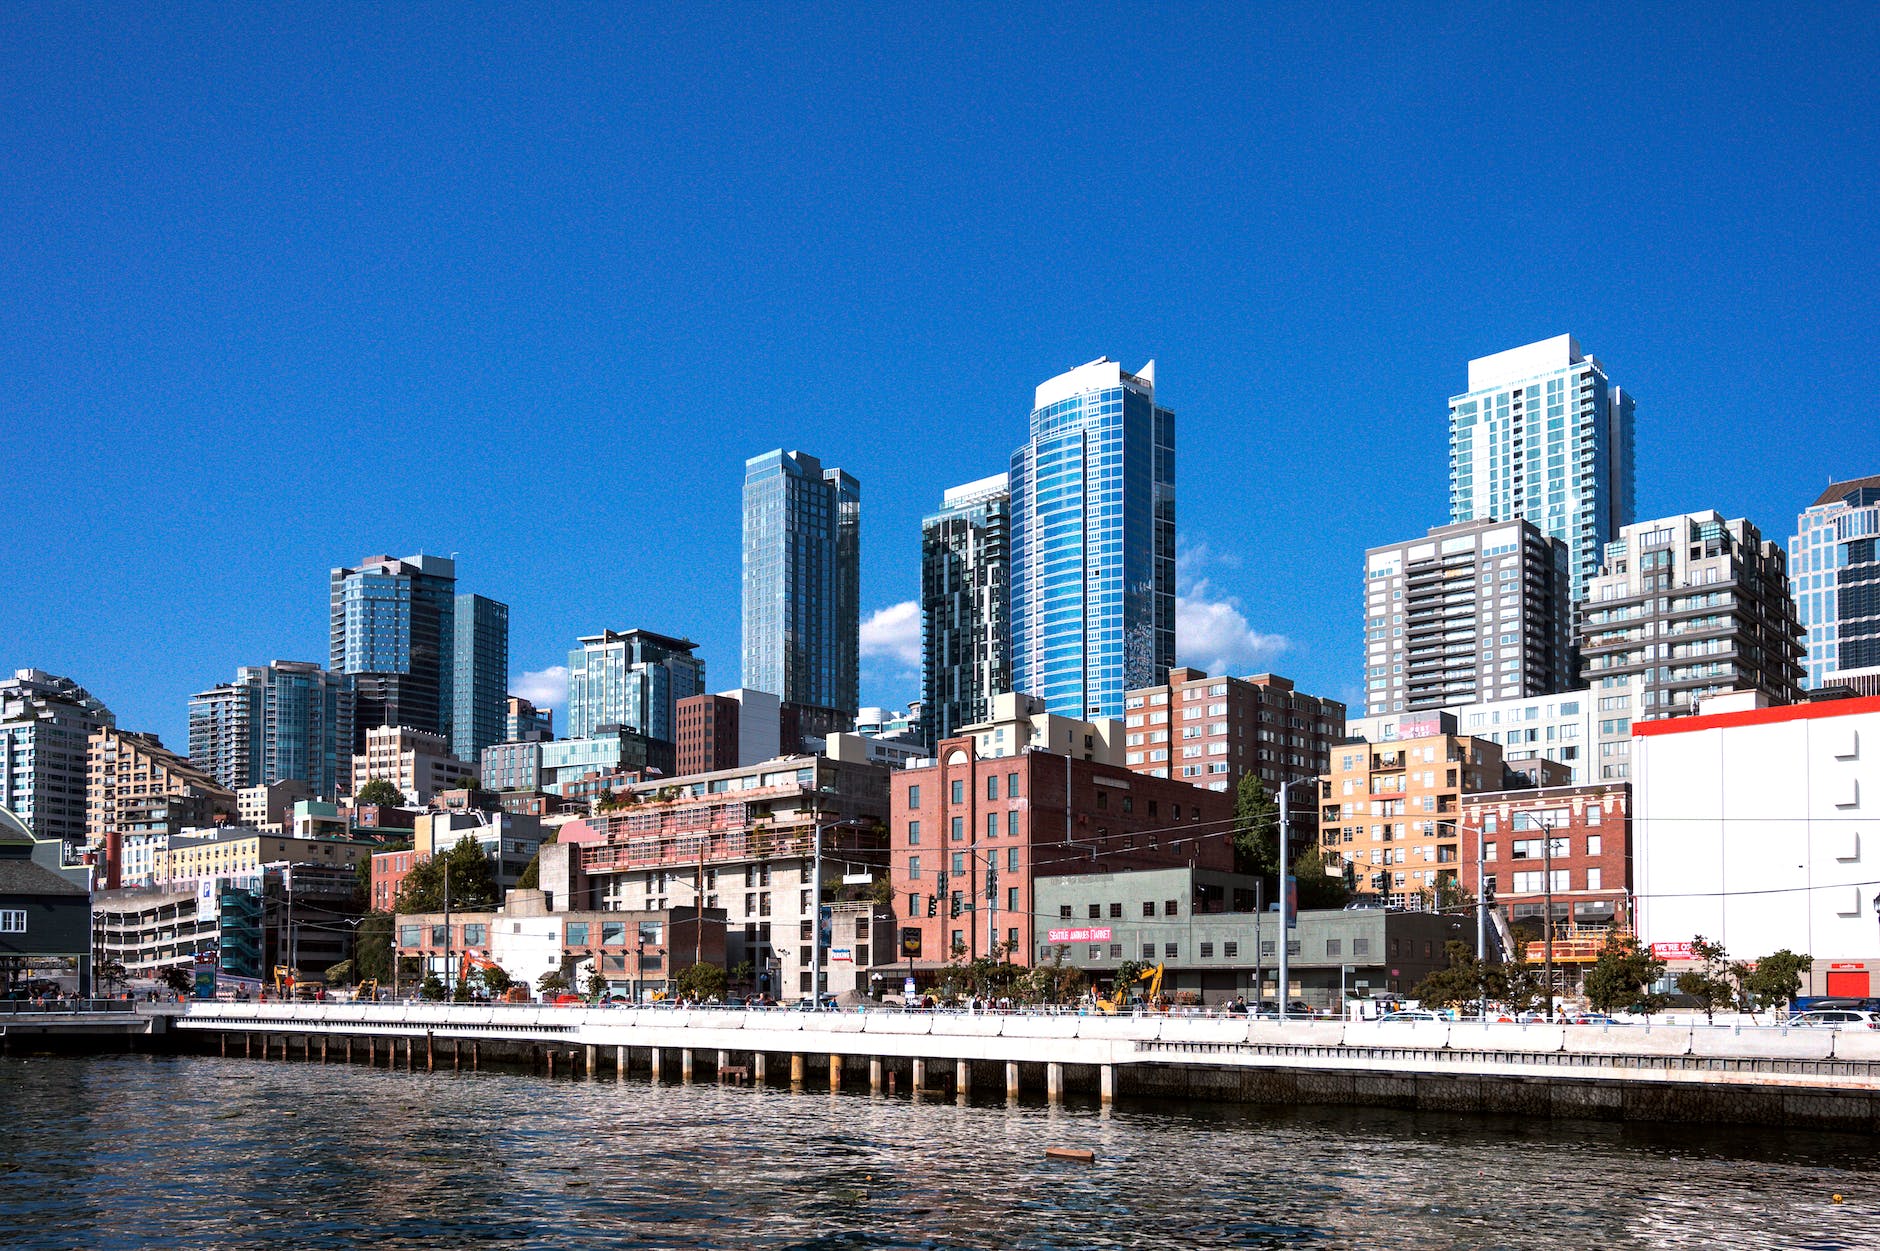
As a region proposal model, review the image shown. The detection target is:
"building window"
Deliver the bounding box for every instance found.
[986,813,998,839]
[907,821,920,846]
[1109,943,1122,958]
[1108,902,1122,918]
[1089,904,1101,919]
[0,910,24,933]
[1326,938,1342,956]
[1088,944,1102,958]
[1223,941,1238,958]
[1164,899,1179,916]
[950,780,964,803]
[1142,901,1155,917]
[952,853,965,875]
[1007,810,1019,836]
[1059,905,1072,919]
[566,922,589,945]
[988,776,999,800]
[1008,772,1020,798]
[1586,835,1602,856]
[951,817,964,841]
[1353,938,1370,955]
[1586,804,1602,826]
[464,923,487,946]
[908,857,920,880]
[1200,942,1214,958]
[1142,944,1155,959]
[1586,868,1603,890]
[908,785,920,806]
[431,925,449,946]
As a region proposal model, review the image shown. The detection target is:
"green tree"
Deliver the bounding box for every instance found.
[355,778,406,807]
[160,965,194,998]
[537,969,570,995]
[1293,845,1352,910]
[1674,935,1738,1022]
[1744,949,1813,1013]
[393,836,499,913]
[674,961,728,1003]
[470,962,513,998]
[323,959,355,985]
[419,973,445,1002]
[584,967,610,1001]
[96,958,128,993]
[1582,933,1666,1015]
[353,912,393,983]
[729,960,755,992]
[1410,941,1492,1009]
[1499,940,1546,1016]
[1233,774,1280,879]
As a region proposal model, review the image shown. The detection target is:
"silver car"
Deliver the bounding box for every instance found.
[1784,1009,1880,1029]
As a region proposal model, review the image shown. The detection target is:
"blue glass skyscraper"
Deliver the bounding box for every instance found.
[453,594,510,764]
[329,553,458,749]
[1009,358,1175,720]
[566,628,704,742]
[741,450,861,716]
[188,661,354,799]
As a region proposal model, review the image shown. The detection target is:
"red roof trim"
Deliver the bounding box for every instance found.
[1633,694,1880,737]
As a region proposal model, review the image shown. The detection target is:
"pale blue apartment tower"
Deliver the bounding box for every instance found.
[741,450,861,717]
[1448,335,1636,603]
[565,628,704,742]
[188,661,355,799]
[1792,473,1880,691]
[1009,358,1175,720]
[452,594,510,765]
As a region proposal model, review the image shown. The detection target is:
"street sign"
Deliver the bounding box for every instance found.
[841,872,872,885]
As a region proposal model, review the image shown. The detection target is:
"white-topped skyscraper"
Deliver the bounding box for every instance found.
[741,450,861,717]
[1449,334,1636,602]
[1009,358,1175,720]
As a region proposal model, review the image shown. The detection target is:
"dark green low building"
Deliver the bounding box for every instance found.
[0,807,93,993]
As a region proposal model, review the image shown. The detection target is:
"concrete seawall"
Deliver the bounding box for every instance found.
[148,1004,1880,1132]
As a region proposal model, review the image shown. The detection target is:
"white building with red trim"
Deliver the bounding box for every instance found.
[1634,692,1880,997]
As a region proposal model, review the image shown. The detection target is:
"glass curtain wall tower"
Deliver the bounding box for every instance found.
[1449,335,1636,603]
[452,594,510,765]
[920,473,1011,745]
[565,628,705,742]
[187,661,355,799]
[329,553,458,751]
[1009,358,1175,720]
[741,450,861,717]
[1791,474,1880,691]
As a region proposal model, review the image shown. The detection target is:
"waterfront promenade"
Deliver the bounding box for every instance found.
[154,1002,1880,1131]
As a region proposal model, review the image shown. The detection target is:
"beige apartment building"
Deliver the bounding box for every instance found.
[157,826,379,886]
[1318,714,1565,906]
[351,725,475,803]
[88,725,234,887]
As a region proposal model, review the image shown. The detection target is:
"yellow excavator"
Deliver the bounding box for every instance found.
[1097,964,1165,1015]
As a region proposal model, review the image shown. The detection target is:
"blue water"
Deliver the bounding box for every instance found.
[0,1055,1873,1249]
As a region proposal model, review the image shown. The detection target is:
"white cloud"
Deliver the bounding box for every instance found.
[511,665,568,708]
[1177,578,1288,675]
[860,600,922,666]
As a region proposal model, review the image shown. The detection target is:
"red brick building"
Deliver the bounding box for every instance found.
[676,693,742,777]
[890,737,1236,969]
[1460,782,1633,973]
[1124,668,1347,794]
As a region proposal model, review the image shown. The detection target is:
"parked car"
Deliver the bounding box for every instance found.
[1784,1009,1880,1029]
[1378,1010,1446,1023]
[549,993,585,1006]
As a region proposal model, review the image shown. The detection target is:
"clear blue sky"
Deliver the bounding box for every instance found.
[4,5,1877,750]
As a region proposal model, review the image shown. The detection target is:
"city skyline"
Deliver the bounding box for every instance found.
[4,10,1876,750]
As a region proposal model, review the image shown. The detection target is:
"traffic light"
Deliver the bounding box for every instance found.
[1370,871,1386,892]
[1483,878,1497,905]
[926,894,937,917]
[986,867,998,899]
[949,893,962,918]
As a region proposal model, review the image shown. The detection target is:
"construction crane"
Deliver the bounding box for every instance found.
[1097,964,1165,1015]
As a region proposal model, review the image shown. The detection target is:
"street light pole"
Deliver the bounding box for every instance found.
[1278,779,1293,1023]
[1542,817,1556,1022]
[1476,819,1488,1022]
[809,822,825,1006]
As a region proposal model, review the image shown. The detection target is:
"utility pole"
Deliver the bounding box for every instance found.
[986,850,998,958]
[1476,819,1488,1022]
[809,823,824,1006]
[1278,779,1292,1022]
[1542,817,1556,1022]
[442,854,452,999]
[695,839,705,970]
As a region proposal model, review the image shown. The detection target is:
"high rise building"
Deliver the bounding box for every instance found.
[1791,473,1880,692]
[1579,510,1804,779]
[88,725,235,888]
[920,473,1011,746]
[566,629,705,743]
[741,450,860,716]
[504,696,554,743]
[1009,358,1175,720]
[1124,669,1346,794]
[452,594,510,764]
[1362,519,1575,717]
[1449,334,1636,602]
[187,661,355,799]
[0,669,115,845]
[329,553,458,746]
[351,725,475,804]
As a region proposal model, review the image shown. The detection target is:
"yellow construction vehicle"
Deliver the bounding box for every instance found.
[272,965,293,998]
[1097,963,1165,1015]
[354,979,378,1003]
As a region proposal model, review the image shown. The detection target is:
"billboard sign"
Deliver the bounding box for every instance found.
[1651,942,1696,961]
[1046,927,1112,944]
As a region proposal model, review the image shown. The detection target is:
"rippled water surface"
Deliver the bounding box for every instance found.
[1,1054,1874,1249]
